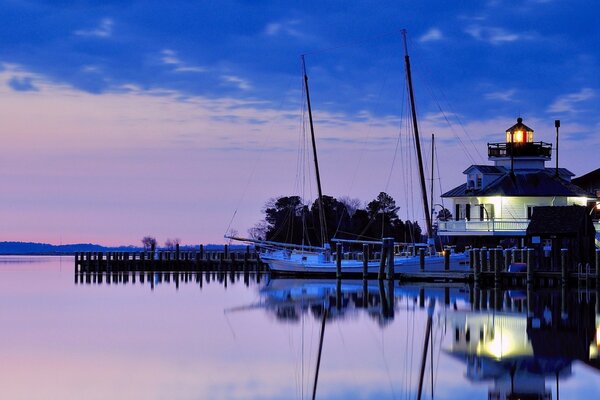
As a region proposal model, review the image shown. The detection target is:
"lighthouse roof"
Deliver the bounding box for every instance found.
[506,117,533,133]
[442,168,586,198]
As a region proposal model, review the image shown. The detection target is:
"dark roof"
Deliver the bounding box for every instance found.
[463,165,505,174]
[572,167,600,187]
[545,167,575,177]
[442,169,590,198]
[526,206,595,236]
[506,117,533,132]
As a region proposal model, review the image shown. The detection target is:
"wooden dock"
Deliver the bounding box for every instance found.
[74,247,267,274]
[74,246,600,288]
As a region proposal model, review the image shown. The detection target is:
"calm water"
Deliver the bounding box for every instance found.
[1,256,599,399]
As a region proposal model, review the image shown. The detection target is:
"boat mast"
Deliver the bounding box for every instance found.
[402,30,433,239]
[302,55,328,247]
[311,308,328,400]
[430,133,435,233]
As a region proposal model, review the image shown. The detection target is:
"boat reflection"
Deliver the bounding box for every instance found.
[254,279,600,399]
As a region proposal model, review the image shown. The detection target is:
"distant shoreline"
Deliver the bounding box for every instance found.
[0,241,250,256]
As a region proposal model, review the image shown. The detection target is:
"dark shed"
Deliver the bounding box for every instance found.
[526,206,596,269]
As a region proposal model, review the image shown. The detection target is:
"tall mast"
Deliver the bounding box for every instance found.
[402,30,433,239]
[430,133,435,232]
[302,55,328,247]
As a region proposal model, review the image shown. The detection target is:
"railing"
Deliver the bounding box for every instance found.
[487,141,552,159]
[438,219,530,234]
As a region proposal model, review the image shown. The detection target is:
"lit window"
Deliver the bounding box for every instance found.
[514,130,524,142]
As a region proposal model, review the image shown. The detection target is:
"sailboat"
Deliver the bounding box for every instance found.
[227,31,466,274]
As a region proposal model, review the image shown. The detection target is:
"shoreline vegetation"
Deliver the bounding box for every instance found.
[248,192,440,247]
[0,242,244,256]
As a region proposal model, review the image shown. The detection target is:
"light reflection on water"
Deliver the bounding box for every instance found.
[0,256,599,399]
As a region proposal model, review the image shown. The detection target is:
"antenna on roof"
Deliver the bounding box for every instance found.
[554,119,560,178]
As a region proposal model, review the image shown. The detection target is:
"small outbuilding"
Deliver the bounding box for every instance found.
[526,205,596,270]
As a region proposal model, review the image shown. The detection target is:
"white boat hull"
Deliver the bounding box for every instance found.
[262,253,468,275]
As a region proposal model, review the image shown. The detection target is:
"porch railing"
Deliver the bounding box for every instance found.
[438,219,531,233]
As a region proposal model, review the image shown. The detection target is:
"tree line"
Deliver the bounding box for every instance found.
[249,192,427,247]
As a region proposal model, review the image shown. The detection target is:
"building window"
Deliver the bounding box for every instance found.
[476,175,482,188]
[465,204,471,221]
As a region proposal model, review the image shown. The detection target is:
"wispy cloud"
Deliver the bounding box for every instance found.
[485,89,516,102]
[547,88,595,113]
[74,18,113,38]
[160,49,206,73]
[419,28,443,43]
[7,76,38,92]
[465,25,533,44]
[263,19,306,39]
[222,75,251,90]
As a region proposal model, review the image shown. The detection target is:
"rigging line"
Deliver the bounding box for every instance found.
[224,72,297,236]
[333,68,396,239]
[434,144,445,209]
[432,317,445,398]
[407,38,483,164]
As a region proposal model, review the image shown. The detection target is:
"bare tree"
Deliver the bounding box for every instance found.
[164,238,180,250]
[338,196,362,217]
[248,221,268,241]
[141,236,157,251]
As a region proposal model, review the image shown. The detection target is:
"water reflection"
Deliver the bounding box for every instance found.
[75,269,600,399]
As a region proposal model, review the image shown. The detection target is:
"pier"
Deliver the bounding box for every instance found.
[74,246,600,288]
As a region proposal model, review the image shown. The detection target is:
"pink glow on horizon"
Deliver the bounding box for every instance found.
[1,64,598,246]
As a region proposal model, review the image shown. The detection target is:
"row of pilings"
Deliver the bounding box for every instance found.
[74,245,267,274]
[469,246,600,288]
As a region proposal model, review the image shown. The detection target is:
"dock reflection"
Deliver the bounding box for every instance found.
[75,270,600,399]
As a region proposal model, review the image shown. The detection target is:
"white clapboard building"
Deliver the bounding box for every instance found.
[437,118,596,238]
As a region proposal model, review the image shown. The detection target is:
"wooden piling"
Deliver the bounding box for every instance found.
[494,249,500,286]
[386,239,394,280]
[336,242,342,279]
[444,249,450,271]
[526,248,534,284]
[504,249,511,271]
[561,248,568,286]
[481,248,488,272]
[419,248,425,271]
[362,244,368,279]
[469,248,475,269]
[474,248,481,284]
[378,239,387,280]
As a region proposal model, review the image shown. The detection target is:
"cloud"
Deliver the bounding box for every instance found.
[263,19,306,39]
[465,25,533,44]
[222,75,252,90]
[74,18,113,38]
[419,28,443,43]
[160,49,207,73]
[484,89,516,102]
[547,88,595,113]
[7,76,38,92]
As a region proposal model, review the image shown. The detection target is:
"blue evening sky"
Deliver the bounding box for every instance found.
[2,0,598,120]
[1,0,599,244]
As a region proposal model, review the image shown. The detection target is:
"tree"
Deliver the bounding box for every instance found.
[263,196,306,244]
[338,196,362,217]
[141,236,157,251]
[366,192,400,220]
[164,238,180,250]
[248,221,269,241]
[436,208,453,222]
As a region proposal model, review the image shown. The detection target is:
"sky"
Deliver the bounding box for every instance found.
[1,0,600,246]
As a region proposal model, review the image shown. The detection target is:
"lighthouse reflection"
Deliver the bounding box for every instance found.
[256,278,600,399]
